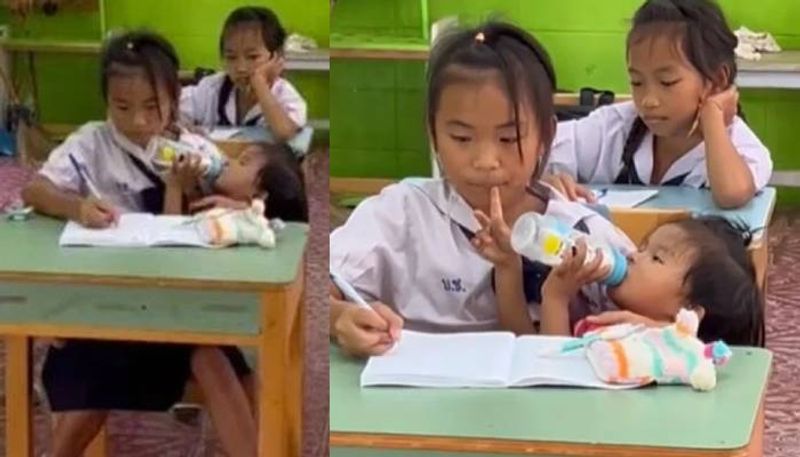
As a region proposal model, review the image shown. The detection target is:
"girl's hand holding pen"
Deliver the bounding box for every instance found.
[77,196,119,229]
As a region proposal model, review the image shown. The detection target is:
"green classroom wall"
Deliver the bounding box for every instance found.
[331,0,800,205]
[1,0,329,125]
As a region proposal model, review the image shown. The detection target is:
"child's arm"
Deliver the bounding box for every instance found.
[163,180,184,215]
[540,240,610,336]
[251,53,300,141]
[163,155,206,215]
[473,187,536,335]
[22,176,117,228]
[701,86,756,208]
[493,260,537,335]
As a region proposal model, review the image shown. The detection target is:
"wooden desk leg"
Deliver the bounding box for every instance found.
[6,336,32,457]
[259,266,305,457]
[84,424,108,457]
[744,400,765,457]
[752,235,769,300]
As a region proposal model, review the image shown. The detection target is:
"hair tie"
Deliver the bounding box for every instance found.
[475,32,486,43]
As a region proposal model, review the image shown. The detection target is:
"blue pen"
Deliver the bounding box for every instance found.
[67,153,102,200]
[330,271,373,311]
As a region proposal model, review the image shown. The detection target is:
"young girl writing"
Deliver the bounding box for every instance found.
[180,6,307,141]
[546,0,772,208]
[329,21,634,357]
[22,31,258,457]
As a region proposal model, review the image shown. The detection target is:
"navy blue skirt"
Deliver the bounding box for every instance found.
[42,340,252,412]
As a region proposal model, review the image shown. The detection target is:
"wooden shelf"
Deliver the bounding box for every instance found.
[285,49,330,71]
[737,51,800,89]
[331,33,429,60]
[0,38,101,54]
[1,39,330,72]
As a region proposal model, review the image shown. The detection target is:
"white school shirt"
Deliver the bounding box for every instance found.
[180,72,307,128]
[546,101,773,190]
[38,121,219,213]
[329,178,635,333]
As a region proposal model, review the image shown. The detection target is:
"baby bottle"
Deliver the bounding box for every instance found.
[149,136,224,188]
[510,212,628,287]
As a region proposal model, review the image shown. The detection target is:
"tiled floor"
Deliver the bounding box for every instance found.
[3,155,800,456]
[0,155,329,456]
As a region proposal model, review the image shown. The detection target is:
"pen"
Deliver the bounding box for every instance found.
[68,153,103,201]
[330,270,373,311]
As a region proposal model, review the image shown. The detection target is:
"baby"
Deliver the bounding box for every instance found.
[158,139,307,222]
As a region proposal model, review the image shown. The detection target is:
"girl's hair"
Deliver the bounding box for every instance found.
[674,216,763,346]
[253,143,308,222]
[621,0,739,178]
[426,20,557,181]
[219,6,287,55]
[100,30,180,123]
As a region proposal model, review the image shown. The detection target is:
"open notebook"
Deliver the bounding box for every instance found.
[595,189,659,208]
[59,214,210,248]
[361,330,633,389]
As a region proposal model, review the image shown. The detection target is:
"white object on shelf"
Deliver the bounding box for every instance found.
[735,26,781,61]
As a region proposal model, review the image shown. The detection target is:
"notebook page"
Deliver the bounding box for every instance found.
[149,215,210,247]
[509,336,631,389]
[360,330,516,388]
[208,127,242,141]
[596,189,659,208]
[59,214,155,247]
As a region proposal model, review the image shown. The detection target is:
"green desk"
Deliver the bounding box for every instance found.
[330,345,771,457]
[0,216,308,457]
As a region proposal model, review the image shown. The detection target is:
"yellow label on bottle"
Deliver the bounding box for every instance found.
[161,146,176,162]
[542,233,562,256]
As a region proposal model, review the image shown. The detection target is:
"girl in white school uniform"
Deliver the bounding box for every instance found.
[546,0,773,209]
[329,21,635,357]
[180,6,307,141]
[23,31,258,457]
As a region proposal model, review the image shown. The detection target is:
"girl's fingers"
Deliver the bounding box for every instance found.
[474,210,491,229]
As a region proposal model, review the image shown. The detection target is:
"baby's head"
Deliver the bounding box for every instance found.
[220,6,286,89]
[101,30,180,148]
[426,20,557,211]
[214,143,307,222]
[608,216,762,345]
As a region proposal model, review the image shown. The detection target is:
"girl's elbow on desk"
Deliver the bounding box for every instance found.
[712,182,756,209]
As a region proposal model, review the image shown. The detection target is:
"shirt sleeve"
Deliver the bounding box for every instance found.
[38,125,97,194]
[730,117,773,191]
[329,184,410,304]
[271,78,307,127]
[546,103,635,184]
[179,84,202,125]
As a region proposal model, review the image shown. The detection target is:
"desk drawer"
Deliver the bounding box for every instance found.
[0,282,261,335]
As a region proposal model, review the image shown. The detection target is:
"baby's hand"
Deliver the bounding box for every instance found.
[542,239,610,303]
[78,197,119,228]
[189,195,250,213]
[585,310,667,328]
[334,302,404,357]
[542,173,596,203]
[167,154,204,196]
[472,187,518,268]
